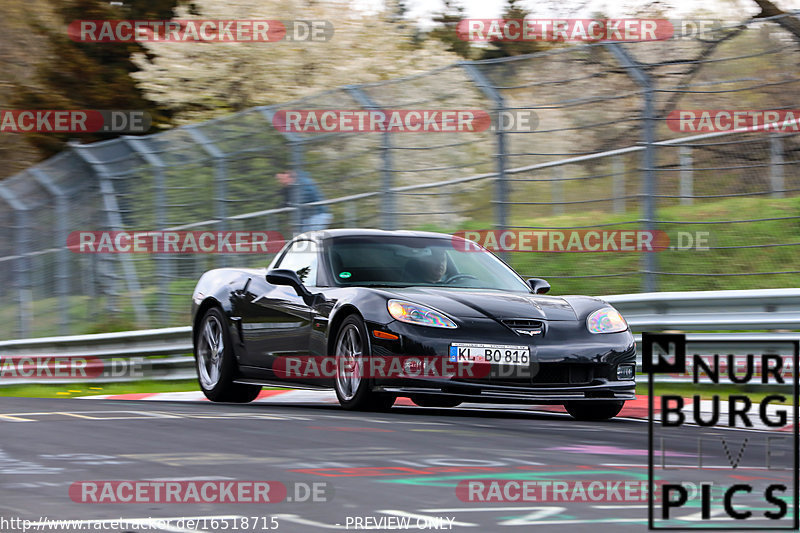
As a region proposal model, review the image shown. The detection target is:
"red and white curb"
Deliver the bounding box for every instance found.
[75,391,792,432]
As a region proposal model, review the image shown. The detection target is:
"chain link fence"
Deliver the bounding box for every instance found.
[1,15,799,339]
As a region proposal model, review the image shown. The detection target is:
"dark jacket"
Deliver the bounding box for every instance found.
[283,170,329,216]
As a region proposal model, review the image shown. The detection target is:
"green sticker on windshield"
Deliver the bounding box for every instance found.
[339,271,352,279]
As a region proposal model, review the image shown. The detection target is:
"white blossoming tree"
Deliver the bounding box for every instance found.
[131,0,463,123]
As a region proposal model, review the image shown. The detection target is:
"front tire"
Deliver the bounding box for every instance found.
[195,307,261,403]
[333,315,395,411]
[565,400,624,421]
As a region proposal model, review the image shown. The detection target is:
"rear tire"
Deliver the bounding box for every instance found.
[195,307,261,403]
[333,315,396,411]
[565,400,624,421]
[411,396,462,408]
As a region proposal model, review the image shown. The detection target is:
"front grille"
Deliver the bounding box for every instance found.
[502,319,544,336]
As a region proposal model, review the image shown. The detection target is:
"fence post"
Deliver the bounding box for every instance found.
[552,166,564,215]
[0,185,31,337]
[71,143,147,328]
[613,156,625,214]
[344,202,357,228]
[289,141,306,236]
[125,138,171,322]
[461,62,508,257]
[770,134,784,198]
[186,126,229,266]
[30,169,70,335]
[345,86,395,230]
[258,108,305,238]
[679,145,693,206]
[607,43,658,293]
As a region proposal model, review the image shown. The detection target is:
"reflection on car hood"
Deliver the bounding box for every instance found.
[383,287,578,321]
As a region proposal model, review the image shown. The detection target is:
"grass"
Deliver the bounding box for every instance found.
[424,195,800,295]
[0,379,201,398]
[0,379,289,398]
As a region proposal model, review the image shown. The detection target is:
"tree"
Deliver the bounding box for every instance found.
[130,0,463,124]
[752,0,800,42]
[11,0,184,157]
[428,0,472,59]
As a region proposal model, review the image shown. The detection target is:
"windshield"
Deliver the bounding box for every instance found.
[327,236,531,292]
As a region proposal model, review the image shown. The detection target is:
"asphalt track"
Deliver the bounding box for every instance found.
[0,396,795,533]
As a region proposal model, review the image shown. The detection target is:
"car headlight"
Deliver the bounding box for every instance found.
[587,307,628,334]
[387,300,457,329]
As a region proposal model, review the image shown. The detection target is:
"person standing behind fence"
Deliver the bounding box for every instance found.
[275,169,333,233]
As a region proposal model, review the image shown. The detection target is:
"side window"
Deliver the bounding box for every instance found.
[275,240,318,286]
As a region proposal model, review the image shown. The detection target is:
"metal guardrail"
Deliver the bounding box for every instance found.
[605,288,800,331]
[0,289,797,385]
[0,326,194,385]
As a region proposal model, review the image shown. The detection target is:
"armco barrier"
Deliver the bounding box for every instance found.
[0,289,797,385]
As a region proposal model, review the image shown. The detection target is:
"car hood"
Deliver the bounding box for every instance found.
[381,287,579,321]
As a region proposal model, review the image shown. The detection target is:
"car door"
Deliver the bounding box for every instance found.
[236,240,318,379]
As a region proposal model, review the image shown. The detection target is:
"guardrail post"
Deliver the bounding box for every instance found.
[770,134,784,198]
[345,86,395,230]
[30,169,70,335]
[0,185,31,337]
[679,145,693,206]
[461,62,508,258]
[613,156,625,214]
[606,43,658,292]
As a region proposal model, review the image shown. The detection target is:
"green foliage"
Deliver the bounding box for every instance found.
[428,0,473,59]
[0,379,202,397]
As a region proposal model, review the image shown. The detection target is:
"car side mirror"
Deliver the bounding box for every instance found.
[267,269,314,301]
[527,278,551,294]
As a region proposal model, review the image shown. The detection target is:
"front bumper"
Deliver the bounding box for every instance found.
[375,379,635,404]
[367,317,637,404]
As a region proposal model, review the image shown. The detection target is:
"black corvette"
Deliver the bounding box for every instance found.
[191,229,636,420]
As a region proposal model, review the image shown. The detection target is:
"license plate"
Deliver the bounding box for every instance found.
[449,343,530,366]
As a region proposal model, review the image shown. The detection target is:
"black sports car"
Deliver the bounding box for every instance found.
[191,229,636,420]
